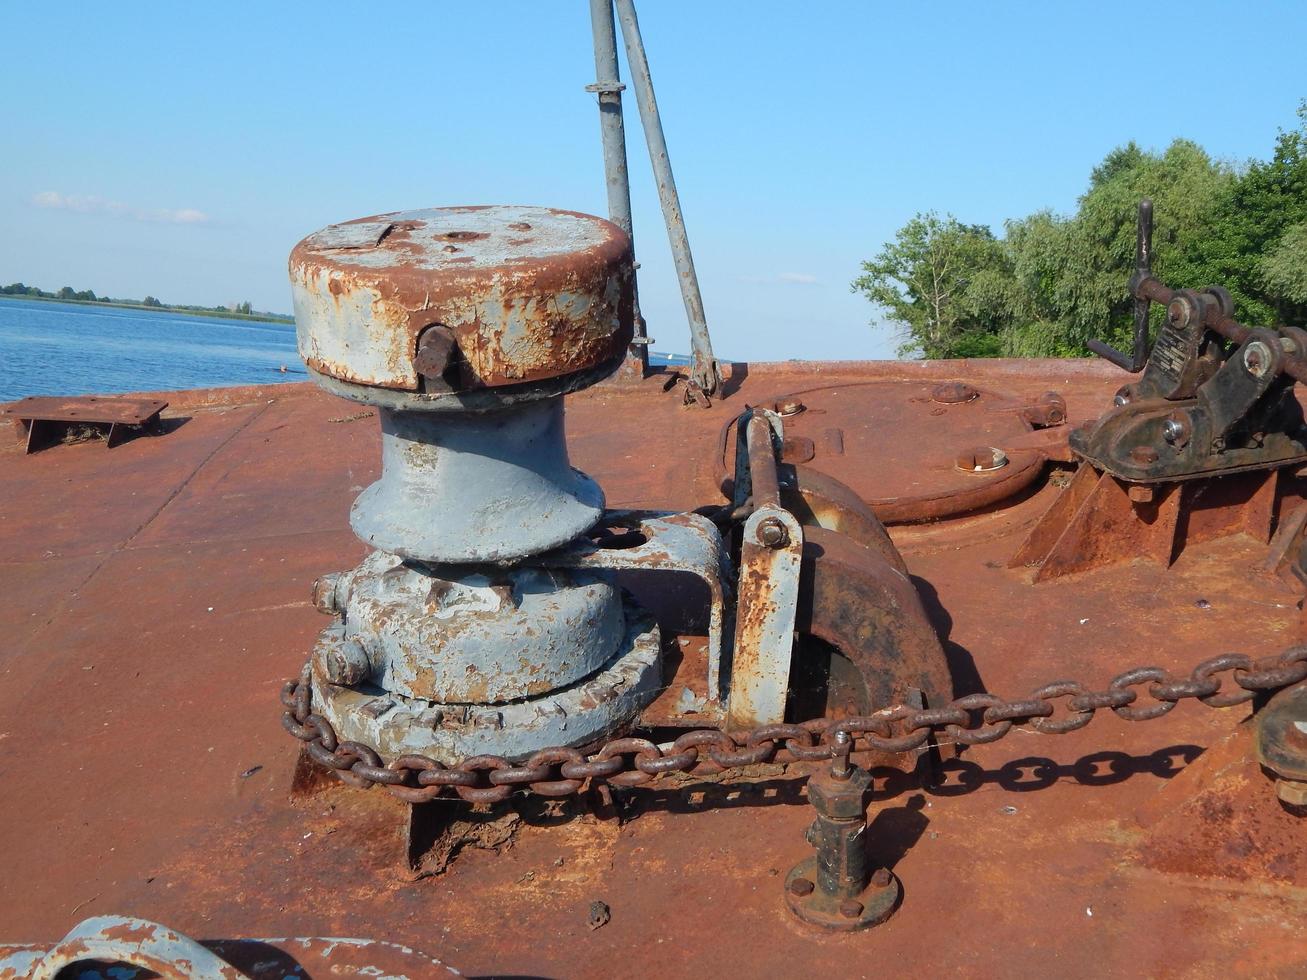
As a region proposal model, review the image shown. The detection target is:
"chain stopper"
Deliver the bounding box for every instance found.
[785,739,899,931]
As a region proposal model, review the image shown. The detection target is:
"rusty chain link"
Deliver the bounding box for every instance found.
[280,644,1307,804]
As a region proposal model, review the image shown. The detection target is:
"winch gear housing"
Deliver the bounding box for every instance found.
[290,205,659,763]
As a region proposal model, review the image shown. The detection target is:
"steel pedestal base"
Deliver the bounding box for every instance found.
[309,601,661,765]
[784,857,900,931]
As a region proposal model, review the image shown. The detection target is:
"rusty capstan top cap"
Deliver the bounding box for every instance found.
[290,205,634,393]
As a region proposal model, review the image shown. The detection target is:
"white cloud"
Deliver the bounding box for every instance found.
[738,271,821,286]
[31,191,210,225]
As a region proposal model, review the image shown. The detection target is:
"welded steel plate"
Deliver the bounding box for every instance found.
[726,380,1047,522]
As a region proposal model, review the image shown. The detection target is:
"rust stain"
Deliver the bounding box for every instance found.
[289,206,635,392]
[3,358,1307,977]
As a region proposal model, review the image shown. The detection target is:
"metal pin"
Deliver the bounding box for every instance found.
[831,729,852,780]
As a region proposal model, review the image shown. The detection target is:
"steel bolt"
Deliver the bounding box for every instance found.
[311,573,342,615]
[1127,485,1155,504]
[789,876,815,897]
[839,899,864,919]
[325,636,370,686]
[871,868,893,888]
[489,581,519,609]
[931,382,979,404]
[1276,778,1307,807]
[778,399,806,416]
[758,517,789,549]
[1243,340,1273,378]
[1167,296,1194,327]
[830,730,852,780]
[1162,415,1190,448]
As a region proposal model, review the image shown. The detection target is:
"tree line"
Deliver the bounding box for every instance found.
[2,281,258,317]
[854,102,1307,359]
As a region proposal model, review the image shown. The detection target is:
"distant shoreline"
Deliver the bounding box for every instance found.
[0,293,294,324]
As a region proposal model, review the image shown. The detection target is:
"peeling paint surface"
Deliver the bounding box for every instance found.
[328,552,626,704]
[289,206,634,390]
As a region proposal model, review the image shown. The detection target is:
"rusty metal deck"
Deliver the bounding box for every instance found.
[1,359,1304,978]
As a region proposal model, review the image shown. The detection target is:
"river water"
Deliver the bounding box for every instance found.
[0,297,698,403]
[0,298,303,401]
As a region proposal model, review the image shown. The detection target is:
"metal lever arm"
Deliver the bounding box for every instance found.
[1088,198,1153,372]
[1137,276,1307,388]
[612,0,722,395]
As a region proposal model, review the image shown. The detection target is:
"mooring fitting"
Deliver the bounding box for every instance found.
[785,730,901,930]
[288,206,663,765]
[1256,682,1307,807]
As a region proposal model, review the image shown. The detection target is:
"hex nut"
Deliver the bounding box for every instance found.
[839,900,864,918]
[871,868,893,888]
[1243,340,1273,378]
[758,517,789,549]
[806,766,872,820]
[1277,778,1307,806]
[931,382,979,404]
[1127,485,1155,504]
[325,636,371,686]
[1167,295,1195,328]
[789,877,815,897]
[1162,414,1191,449]
[311,573,343,615]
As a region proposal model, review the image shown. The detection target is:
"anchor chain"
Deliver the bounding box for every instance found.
[280,644,1307,804]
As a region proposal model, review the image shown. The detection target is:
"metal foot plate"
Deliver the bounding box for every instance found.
[784,857,900,931]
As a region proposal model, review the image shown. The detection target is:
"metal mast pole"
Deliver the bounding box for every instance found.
[613,0,721,395]
[587,0,648,380]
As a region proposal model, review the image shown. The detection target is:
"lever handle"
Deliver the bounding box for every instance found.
[1088,198,1154,372]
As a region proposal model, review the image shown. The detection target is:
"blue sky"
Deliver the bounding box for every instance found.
[3,2,1305,361]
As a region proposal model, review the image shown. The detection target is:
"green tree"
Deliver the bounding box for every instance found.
[851,212,1016,358]
[57,286,76,299]
[855,103,1307,359]
[142,295,162,307]
[1262,221,1307,306]
[1200,102,1307,326]
[1004,138,1234,356]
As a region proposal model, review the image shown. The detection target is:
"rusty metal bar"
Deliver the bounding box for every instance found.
[727,409,802,728]
[745,413,782,509]
[723,501,802,728]
[612,0,721,395]
[1134,276,1307,386]
[1088,198,1153,372]
[587,0,648,379]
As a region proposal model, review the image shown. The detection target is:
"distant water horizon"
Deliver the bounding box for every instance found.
[0,297,695,403]
[0,297,306,402]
